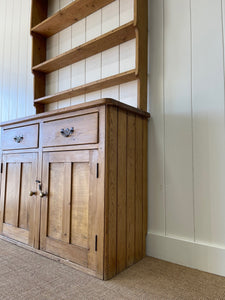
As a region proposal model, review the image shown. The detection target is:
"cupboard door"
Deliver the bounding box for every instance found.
[40,150,102,274]
[0,153,38,246]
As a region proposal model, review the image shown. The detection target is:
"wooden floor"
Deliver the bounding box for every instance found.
[0,238,225,299]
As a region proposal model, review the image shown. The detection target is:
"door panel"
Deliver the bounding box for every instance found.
[48,163,64,240]
[40,150,99,271]
[71,162,89,248]
[0,153,38,246]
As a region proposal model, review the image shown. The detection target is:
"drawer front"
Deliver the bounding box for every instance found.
[42,112,99,147]
[2,124,39,150]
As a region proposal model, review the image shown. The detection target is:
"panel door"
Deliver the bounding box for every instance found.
[40,150,103,275]
[0,153,38,246]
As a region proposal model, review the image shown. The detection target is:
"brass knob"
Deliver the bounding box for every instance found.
[29,191,35,196]
[40,192,47,198]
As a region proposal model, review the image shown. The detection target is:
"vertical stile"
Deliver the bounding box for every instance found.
[62,162,72,243]
[16,163,22,228]
[135,115,143,261]
[126,112,136,266]
[134,0,148,111]
[104,106,118,279]
[142,119,148,256]
[117,109,127,273]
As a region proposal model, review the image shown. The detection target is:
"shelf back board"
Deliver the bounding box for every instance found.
[31,0,116,38]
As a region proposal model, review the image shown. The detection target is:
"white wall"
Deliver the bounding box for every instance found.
[0,0,35,123]
[2,0,225,277]
[148,0,225,277]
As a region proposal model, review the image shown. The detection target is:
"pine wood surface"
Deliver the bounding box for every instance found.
[0,100,149,280]
[34,70,137,105]
[32,22,136,73]
[31,0,115,37]
[2,124,39,150]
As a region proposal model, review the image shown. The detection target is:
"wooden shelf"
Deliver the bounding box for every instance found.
[31,0,115,38]
[32,22,136,74]
[34,70,137,104]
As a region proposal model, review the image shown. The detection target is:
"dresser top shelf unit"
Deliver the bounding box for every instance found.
[31,0,115,37]
[32,21,136,74]
[31,0,148,113]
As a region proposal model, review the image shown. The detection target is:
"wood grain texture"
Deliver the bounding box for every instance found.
[19,163,32,230]
[104,105,118,279]
[30,0,47,28]
[126,112,136,266]
[71,162,90,248]
[0,153,38,247]
[42,112,98,147]
[134,0,148,111]
[48,163,64,241]
[62,163,72,244]
[2,223,29,245]
[33,22,135,73]
[4,163,21,227]
[34,70,137,105]
[142,119,148,256]
[117,109,127,273]
[31,0,115,37]
[0,101,149,280]
[2,124,39,150]
[45,237,88,267]
[135,116,143,262]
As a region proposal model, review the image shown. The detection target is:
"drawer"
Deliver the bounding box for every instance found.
[42,112,99,147]
[2,124,39,150]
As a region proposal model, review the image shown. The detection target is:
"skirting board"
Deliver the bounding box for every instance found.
[146,233,225,277]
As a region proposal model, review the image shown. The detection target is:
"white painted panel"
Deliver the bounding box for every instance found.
[59,27,71,54]
[47,34,59,60]
[58,98,71,108]
[86,91,101,102]
[9,0,21,120]
[45,102,58,111]
[46,71,59,95]
[71,61,85,87]
[148,0,165,235]
[147,233,225,278]
[58,66,71,91]
[102,46,119,78]
[102,0,119,34]
[86,10,102,41]
[164,0,194,240]
[1,0,14,122]
[25,0,35,116]
[48,0,59,17]
[17,0,30,118]
[60,0,72,9]
[120,39,136,73]
[71,95,85,105]
[120,0,134,25]
[102,86,119,100]
[120,81,137,107]
[192,0,225,246]
[0,0,7,126]
[72,19,86,48]
[86,54,101,83]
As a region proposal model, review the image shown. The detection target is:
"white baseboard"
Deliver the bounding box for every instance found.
[146,233,225,277]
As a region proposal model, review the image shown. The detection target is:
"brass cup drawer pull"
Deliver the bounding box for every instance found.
[14,135,23,143]
[60,127,74,138]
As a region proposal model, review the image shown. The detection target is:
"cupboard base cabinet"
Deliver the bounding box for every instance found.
[0,99,149,280]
